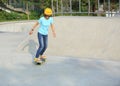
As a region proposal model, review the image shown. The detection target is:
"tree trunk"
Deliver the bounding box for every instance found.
[26,2,29,20]
[103,0,106,11]
[88,0,90,15]
[79,0,81,12]
[119,0,120,13]
[61,0,63,15]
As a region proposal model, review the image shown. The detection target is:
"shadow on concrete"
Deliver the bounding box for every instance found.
[18,37,38,58]
[27,39,38,58]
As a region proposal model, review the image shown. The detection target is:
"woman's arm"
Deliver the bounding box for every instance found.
[29,22,39,35]
[51,24,56,38]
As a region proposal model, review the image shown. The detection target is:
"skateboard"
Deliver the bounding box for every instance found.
[34,58,46,65]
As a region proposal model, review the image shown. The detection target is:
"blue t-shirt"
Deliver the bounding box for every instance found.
[38,17,53,35]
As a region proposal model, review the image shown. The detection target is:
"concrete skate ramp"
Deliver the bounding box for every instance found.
[48,17,120,60]
[1,17,120,60]
[15,16,120,61]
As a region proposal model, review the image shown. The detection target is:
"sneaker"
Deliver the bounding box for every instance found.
[34,58,38,62]
[41,55,46,59]
[34,58,40,62]
[40,57,46,62]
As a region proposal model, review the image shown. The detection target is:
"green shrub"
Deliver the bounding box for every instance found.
[0,10,42,22]
[29,11,40,20]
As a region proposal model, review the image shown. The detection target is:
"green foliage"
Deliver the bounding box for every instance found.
[0,0,119,22]
[29,11,40,20]
[0,10,43,22]
[0,11,28,22]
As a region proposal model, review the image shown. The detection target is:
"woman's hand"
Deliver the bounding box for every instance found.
[29,22,39,35]
[53,32,56,38]
[29,29,34,35]
[51,24,56,38]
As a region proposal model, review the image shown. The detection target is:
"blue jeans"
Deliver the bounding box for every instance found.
[35,33,48,58]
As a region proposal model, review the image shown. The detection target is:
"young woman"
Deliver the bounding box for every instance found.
[29,8,56,62]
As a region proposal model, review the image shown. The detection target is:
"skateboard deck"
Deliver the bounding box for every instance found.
[34,61,42,65]
[34,58,46,65]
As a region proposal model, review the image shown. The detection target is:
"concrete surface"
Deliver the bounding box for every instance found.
[0,17,120,86]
